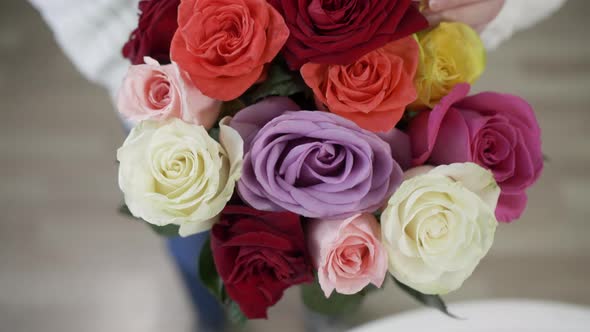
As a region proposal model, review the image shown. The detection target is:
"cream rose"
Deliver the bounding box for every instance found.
[117,117,243,236]
[381,163,500,294]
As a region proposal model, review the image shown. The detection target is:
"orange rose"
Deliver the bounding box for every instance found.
[171,0,289,101]
[301,37,420,132]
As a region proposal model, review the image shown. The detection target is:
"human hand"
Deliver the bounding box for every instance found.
[422,0,505,32]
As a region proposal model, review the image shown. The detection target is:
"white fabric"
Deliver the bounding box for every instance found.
[29,0,140,99]
[350,300,590,332]
[481,0,567,49]
[30,0,566,96]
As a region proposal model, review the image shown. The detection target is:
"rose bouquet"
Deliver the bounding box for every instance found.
[116,0,543,324]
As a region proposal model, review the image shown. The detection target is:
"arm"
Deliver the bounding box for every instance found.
[28,0,139,98]
[481,0,567,49]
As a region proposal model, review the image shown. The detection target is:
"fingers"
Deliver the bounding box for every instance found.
[423,0,505,30]
[472,23,488,33]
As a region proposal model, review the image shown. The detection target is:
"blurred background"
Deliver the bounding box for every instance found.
[0,1,589,331]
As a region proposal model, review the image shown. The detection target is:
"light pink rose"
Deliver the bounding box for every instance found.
[117,57,221,129]
[307,214,388,297]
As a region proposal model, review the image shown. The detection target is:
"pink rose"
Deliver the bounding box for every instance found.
[117,57,221,129]
[307,214,388,297]
[408,84,543,222]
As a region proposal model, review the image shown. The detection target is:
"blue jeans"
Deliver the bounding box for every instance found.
[166,232,225,331]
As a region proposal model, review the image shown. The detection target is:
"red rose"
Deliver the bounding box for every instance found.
[170,0,289,101]
[210,206,314,319]
[122,0,180,65]
[269,0,428,69]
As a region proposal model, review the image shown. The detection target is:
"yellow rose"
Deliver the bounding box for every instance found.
[413,22,486,109]
[117,117,243,237]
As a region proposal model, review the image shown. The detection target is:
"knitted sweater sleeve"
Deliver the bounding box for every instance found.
[481,0,567,49]
[28,0,139,98]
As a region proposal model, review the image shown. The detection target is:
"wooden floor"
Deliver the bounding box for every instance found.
[0,1,589,331]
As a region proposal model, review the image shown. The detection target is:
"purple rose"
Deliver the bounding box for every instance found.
[230,97,405,219]
[408,84,543,222]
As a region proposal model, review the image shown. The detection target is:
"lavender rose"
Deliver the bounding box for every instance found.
[408,84,543,222]
[230,97,405,219]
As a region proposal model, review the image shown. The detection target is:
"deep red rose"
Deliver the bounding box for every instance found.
[210,206,314,319]
[268,0,428,69]
[122,0,180,65]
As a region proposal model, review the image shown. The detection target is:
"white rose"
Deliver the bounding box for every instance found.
[117,117,243,237]
[381,163,500,294]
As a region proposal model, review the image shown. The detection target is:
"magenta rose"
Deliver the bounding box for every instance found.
[268,0,428,69]
[408,84,543,222]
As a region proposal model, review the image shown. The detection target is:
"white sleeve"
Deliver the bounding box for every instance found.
[481,0,567,49]
[29,0,139,98]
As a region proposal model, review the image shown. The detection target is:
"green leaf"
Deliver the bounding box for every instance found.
[394,278,459,318]
[198,236,225,301]
[147,223,180,237]
[208,127,220,142]
[220,99,247,119]
[227,300,248,326]
[373,211,382,221]
[243,62,306,104]
[118,203,180,237]
[301,279,365,316]
[197,236,248,326]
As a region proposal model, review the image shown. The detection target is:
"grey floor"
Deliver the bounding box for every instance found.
[1,1,589,331]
